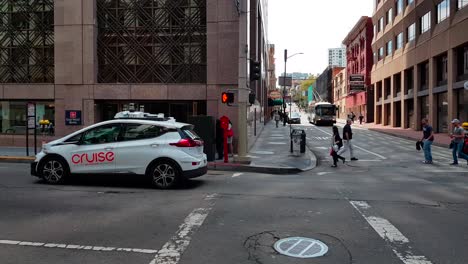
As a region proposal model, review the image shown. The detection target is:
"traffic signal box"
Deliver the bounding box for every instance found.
[221,92,235,105]
[250,61,261,81]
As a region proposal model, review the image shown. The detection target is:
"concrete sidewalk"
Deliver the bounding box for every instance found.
[336,118,451,147]
[0,147,36,163]
[209,121,317,174]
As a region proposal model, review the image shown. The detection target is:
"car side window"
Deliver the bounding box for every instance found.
[122,124,162,141]
[64,133,83,143]
[82,124,122,145]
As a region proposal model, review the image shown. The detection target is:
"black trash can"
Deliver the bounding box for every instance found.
[300,130,306,153]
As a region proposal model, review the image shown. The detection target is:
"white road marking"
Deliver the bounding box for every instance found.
[232,172,243,178]
[149,195,215,264]
[352,145,387,160]
[350,201,433,264]
[426,170,468,173]
[317,172,332,175]
[0,239,157,254]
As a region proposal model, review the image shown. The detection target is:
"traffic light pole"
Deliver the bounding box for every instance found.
[235,0,249,162]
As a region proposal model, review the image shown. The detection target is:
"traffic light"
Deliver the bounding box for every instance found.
[221,92,234,105]
[250,61,261,81]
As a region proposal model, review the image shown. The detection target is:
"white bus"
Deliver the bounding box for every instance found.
[308,102,337,126]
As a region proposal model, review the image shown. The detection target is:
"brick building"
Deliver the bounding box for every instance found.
[343,16,374,122]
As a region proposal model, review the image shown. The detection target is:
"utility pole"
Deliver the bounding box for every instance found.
[236,0,249,162]
[283,49,287,126]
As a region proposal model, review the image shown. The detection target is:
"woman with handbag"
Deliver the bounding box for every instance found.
[331,126,346,167]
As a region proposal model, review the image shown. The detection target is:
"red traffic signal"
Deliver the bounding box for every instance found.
[221,92,234,104]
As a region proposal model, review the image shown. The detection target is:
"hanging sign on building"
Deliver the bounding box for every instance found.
[65,110,82,126]
[349,74,365,92]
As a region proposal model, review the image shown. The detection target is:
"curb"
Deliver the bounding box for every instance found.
[0,156,35,163]
[368,128,448,148]
[208,162,301,174]
[208,146,317,174]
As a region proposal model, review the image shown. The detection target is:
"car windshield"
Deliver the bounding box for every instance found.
[317,106,336,116]
[291,113,301,118]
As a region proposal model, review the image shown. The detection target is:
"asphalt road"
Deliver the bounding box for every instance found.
[0,118,467,264]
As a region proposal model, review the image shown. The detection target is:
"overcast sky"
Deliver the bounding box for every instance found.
[268,0,374,77]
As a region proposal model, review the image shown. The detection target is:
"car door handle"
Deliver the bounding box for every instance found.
[105,147,114,151]
[151,144,159,148]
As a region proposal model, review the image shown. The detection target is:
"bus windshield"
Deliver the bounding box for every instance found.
[316,106,336,116]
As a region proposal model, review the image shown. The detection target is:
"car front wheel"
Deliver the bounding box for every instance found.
[40,158,68,184]
[148,160,181,189]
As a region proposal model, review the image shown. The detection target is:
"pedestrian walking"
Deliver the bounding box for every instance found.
[449,119,468,165]
[358,113,364,125]
[337,119,358,161]
[226,121,234,157]
[330,126,345,167]
[420,118,434,164]
[274,111,281,128]
[350,112,356,123]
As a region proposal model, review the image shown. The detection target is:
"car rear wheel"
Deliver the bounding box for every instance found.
[148,160,181,189]
[40,157,68,184]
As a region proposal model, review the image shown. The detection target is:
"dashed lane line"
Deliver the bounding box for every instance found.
[0,240,158,254]
[232,172,243,178]
[149,194,216,264]
[350,201,433,264]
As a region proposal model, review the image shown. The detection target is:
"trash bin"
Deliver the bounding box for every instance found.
[291,129,303,156]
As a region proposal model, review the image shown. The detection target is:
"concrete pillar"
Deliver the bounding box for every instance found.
[54,0,96,136]
[447,48,456,124]
[401,70,407,128]
[413,65,421,130]
[390,75,397,127]
[428,57,436,131]
[373,83,378,124]
[382,79,388,125]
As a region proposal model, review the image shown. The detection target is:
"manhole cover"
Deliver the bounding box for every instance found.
[274,237,328,258]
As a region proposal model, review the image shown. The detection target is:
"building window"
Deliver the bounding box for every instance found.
[396,32,404,50]
[379,17,384,32]
[396,0,404,15]
[407,0,414,5]
[378,47,384,60]
[386,40,393,56]
[384,78,391,99]
[0,1,54,83]
[394,73,402,95]
[437,0,449,23]
[419,61,429,90]
[436,54,448,86]
[420,96,430,120]
[0,101,55,135]
[387,8,393,24]
[458,0,468,9]
[97,0,207,83]
[405,68,414,93]
[407,23,416,42]
[420,12,431,34]
[374,24,377,36]
[456,45,468,81]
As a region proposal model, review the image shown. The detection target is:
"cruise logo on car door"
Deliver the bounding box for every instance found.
[71,152,115,165]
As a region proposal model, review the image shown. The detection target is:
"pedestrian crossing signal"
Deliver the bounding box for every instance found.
[221,92,234,104]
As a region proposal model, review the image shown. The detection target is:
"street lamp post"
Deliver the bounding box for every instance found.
[282,49,304,152]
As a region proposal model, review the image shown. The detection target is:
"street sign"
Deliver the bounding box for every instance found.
[350,83,366,92]
[27,116,35,129]
[65,110,82,125]
[349,74,364,82]
[279,76,292,86]
[27,103,35,116]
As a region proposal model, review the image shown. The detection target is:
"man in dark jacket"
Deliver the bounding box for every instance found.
[337,119,358,161]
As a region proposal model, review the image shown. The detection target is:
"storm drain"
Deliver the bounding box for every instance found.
[273,237,328,258]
